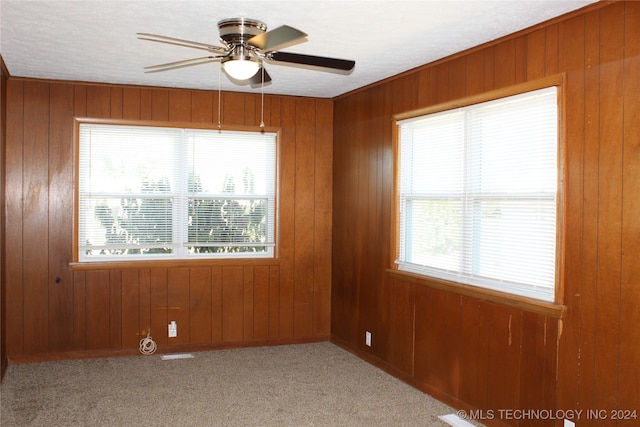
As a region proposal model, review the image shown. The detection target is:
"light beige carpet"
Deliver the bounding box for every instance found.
[1,342,458,426]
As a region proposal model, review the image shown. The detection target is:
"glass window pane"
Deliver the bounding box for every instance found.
[397,86,558,302]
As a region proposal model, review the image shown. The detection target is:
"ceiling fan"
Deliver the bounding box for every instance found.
[138,18,356,86]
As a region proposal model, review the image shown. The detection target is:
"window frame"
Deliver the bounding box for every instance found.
[73,118,280,266]
[391,75,566,312]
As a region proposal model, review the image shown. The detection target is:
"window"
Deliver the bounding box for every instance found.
[395,85,559,302]
[77,122,277,262]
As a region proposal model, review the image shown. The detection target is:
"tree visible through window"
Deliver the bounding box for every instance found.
[77,123,277,261]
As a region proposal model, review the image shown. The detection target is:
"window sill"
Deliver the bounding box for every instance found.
[387,269,566,319]
[70,258,281,271]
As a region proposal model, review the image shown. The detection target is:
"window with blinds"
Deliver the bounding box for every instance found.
[78,123,277,262]
[396,86,559,302]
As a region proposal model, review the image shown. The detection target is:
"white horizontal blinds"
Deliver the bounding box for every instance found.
[79,124,180,260]
[399,110,465,273]
[185,130,276,255]
[397,86,558,301]
[464,87,558,298]
[79,124,277,261]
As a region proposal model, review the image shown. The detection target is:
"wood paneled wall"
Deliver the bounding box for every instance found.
[332,2,639,426]
[1,56,8,379]
[4,80,333,361]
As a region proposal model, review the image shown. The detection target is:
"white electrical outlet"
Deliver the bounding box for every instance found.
[365,331,372,346]
[168,321,177,338]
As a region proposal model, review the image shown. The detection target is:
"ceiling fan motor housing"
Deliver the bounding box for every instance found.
[218,18,267,46]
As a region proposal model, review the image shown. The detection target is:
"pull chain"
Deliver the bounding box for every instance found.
[260,65,265,129]
[217,61,222,129]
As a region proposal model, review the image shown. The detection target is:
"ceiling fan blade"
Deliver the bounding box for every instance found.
[250,66,272,87]
[269,51,355,71]
[247,25,307,51]
[144,56,221,73]
[137,33,227,53]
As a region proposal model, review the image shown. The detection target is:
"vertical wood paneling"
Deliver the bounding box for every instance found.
[359,89,377,353]
[1,63,6,376]
[465,50,485,96]
[557,12,587,416]
[121,269,140,348]
[619,0,640,414]
[545,24,560,76]
[189,267,212,344]
[337,93,361,347]
[168,90,191,122]
[211,266,223,343]
[122,87,141,120]
[313,99,332,336]
[514,35,528,84]
[448,57,467,100]
[416,68,432,107]
[434,64,449,104]
[151,89,169,121]
[527,28,547,80]
[414,289,462,400]
[375,83,394,363]
[253,266,270,340]
[278,97,296,338]
[518,313,549,427]
[388,279,414,376]
[222,266,243,342]
[110,87,123,119]
[594,2,624,414]
[150,268,168,346]
[483,46,495,91]
[5,80,24,355]
[138,269,151,337]
[244,93,257,127]
[22,80,49,355]
[494,39,517,87]
[85,270,110,350]
[86,85,110,118]
[167,268,190,345]
[140,88,152,120]
[575,9,601,419]
[268,266,280,339]
[109,270,122,348]
[243,266,254,340]
[486,308,522,414]
[73,270,86,350]
[48,82,74,353]
[457,298,483,408]
[293,98,315,338]
[221,91,244,126]
[191,90,213,124]
[330,97,351,343]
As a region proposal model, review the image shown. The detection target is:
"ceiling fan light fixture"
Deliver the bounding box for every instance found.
[222,57,260,80]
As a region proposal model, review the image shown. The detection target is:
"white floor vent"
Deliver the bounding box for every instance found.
[161,353,195,360]
[438,413,478,427]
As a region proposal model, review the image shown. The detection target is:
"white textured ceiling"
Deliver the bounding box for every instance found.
[1,0,597,98]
